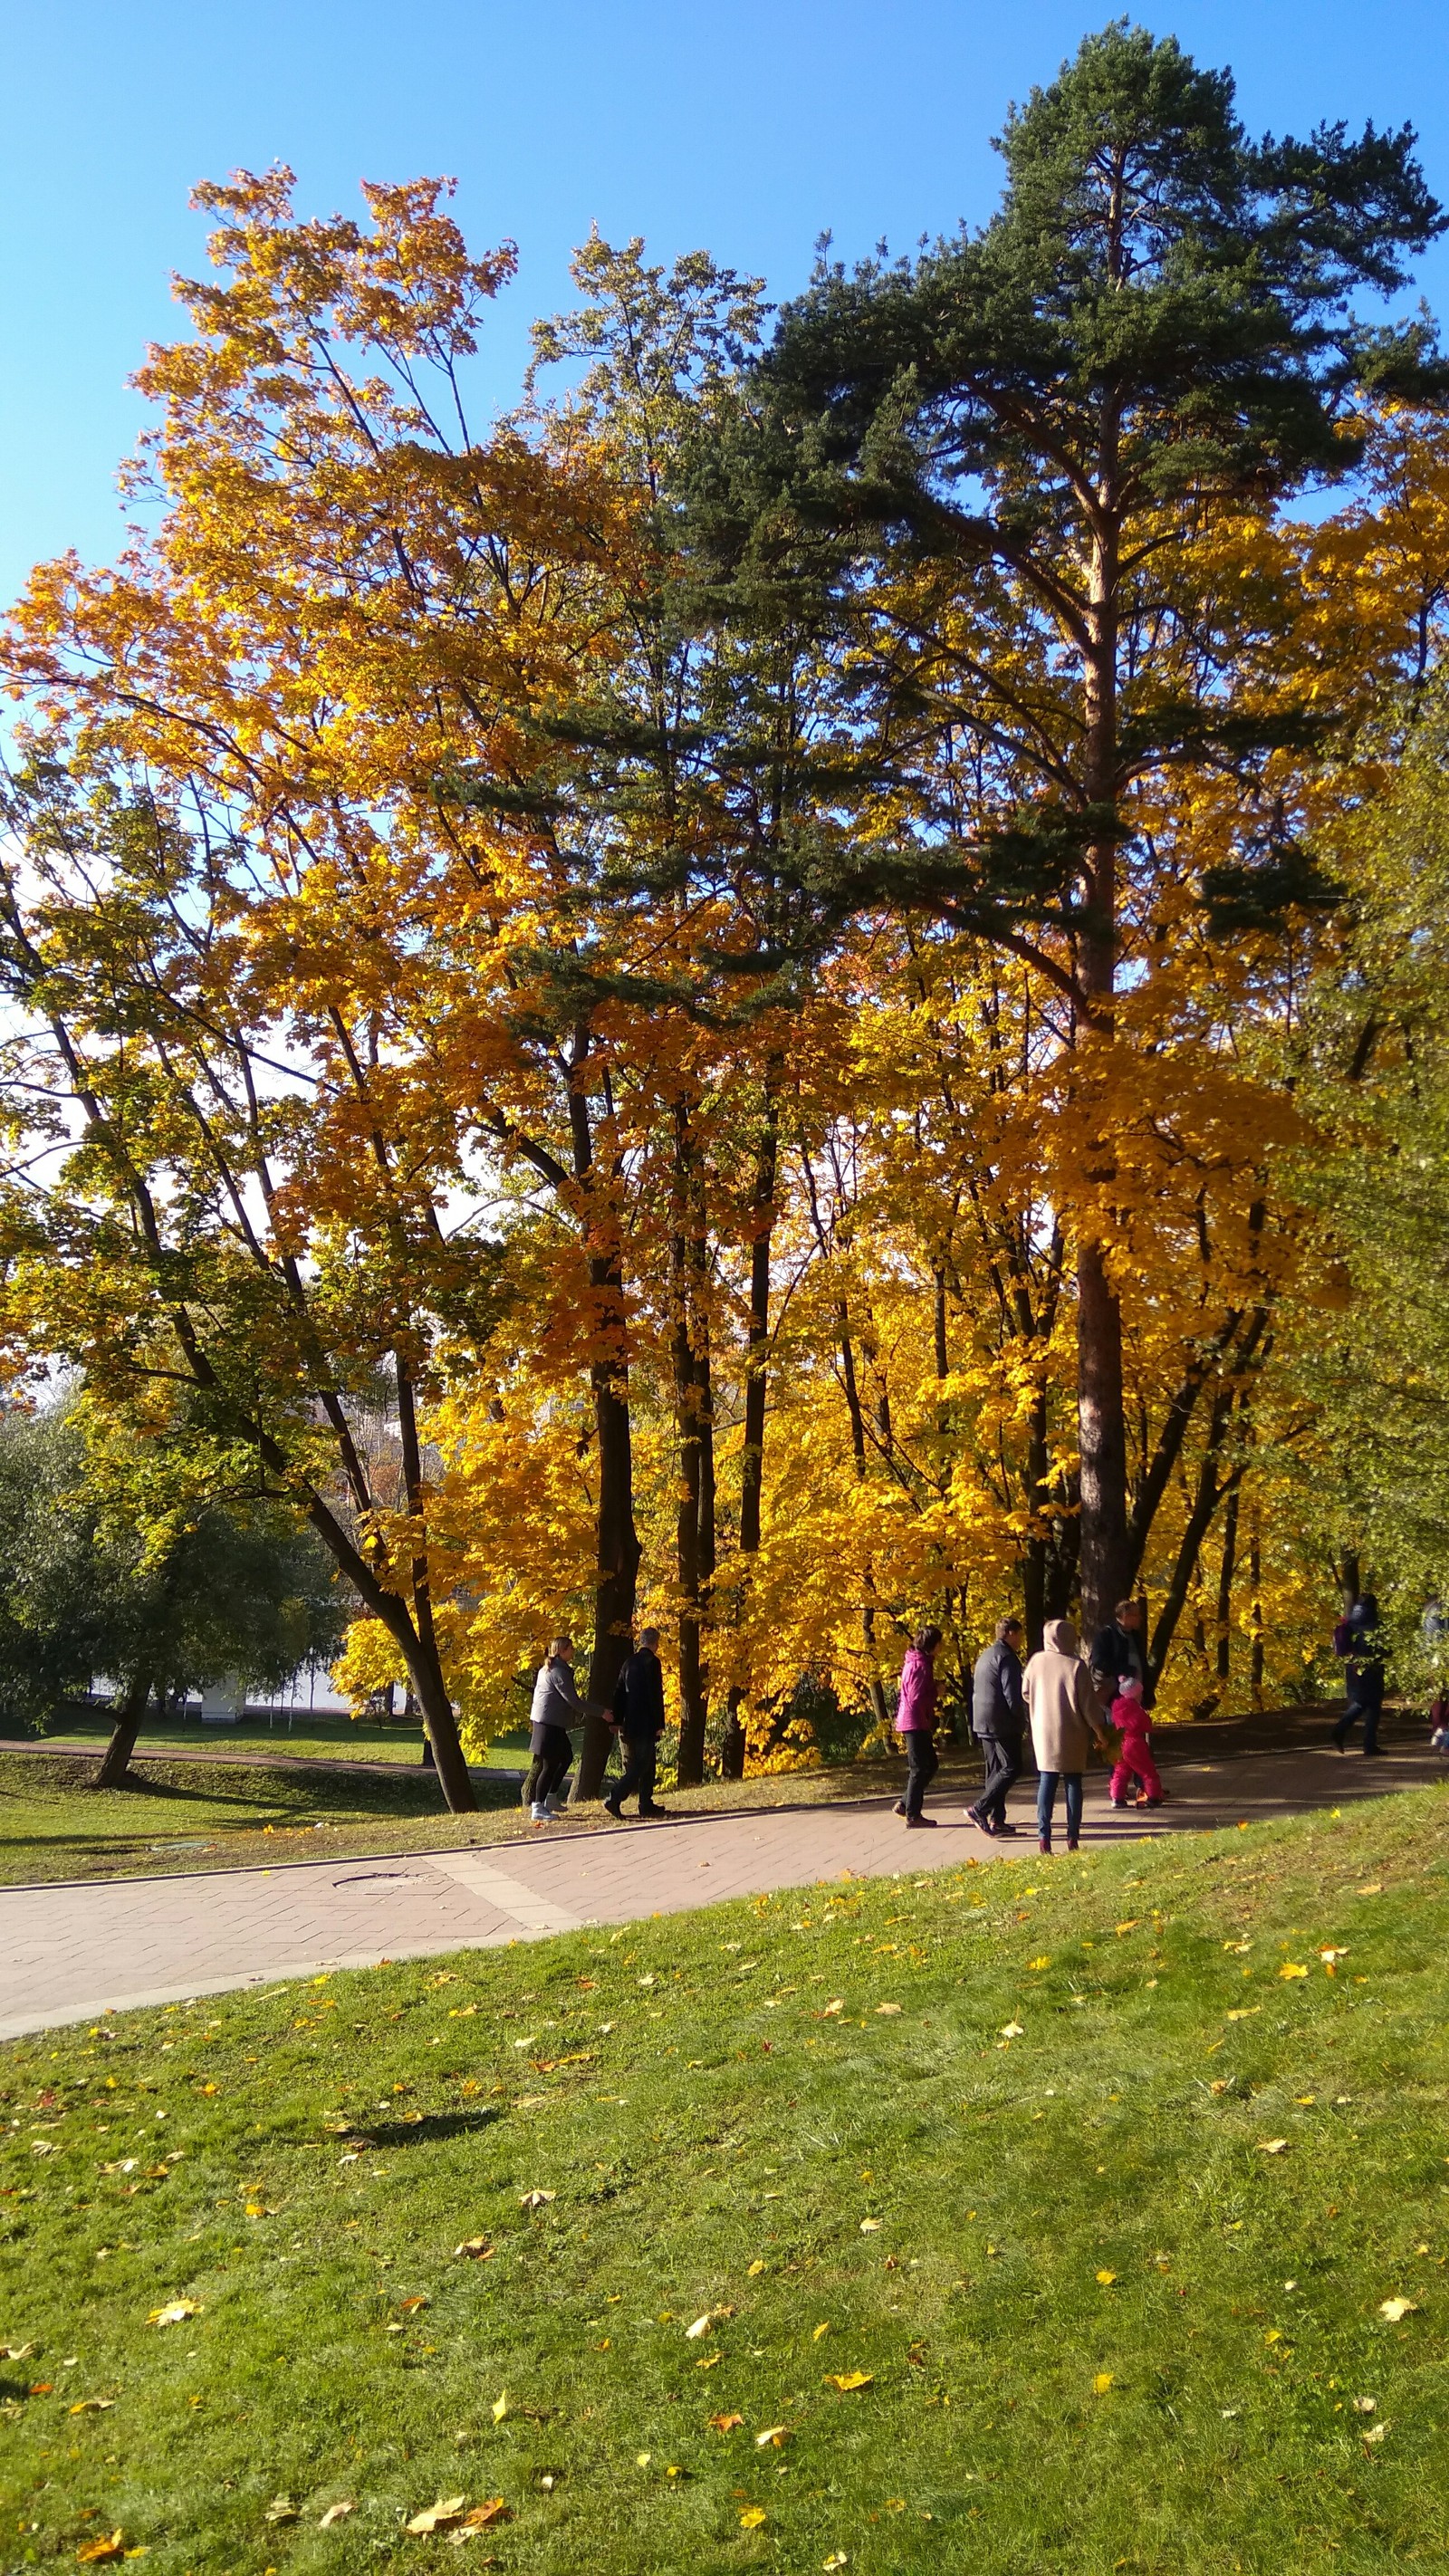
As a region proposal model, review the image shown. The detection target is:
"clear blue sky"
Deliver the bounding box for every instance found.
[4,1,1448,607]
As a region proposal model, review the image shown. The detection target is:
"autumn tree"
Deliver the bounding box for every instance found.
[758,21,1443,1631]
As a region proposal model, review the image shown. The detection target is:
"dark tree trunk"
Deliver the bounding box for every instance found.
[94,1666,154,1790]
[576,1309,642,1799]
[395,1348,475,1812]
[723,1101,779,1781]
[1215,1485,1240,1684]
[673,1218,706,1789]
[1077,1238,1130,1638]
[838,1304,889,1728]
[1250,1523,1265,1704]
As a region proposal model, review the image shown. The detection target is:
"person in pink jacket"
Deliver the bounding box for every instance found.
[1108,1674,1166,1808]
[894,1625,943,1828]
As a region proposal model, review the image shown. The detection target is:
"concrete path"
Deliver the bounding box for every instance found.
[2,1742,1442,2039]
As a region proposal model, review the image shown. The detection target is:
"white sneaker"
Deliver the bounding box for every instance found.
[530,1800,552,1823]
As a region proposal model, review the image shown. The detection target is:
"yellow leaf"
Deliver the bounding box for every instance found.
[1000,2021,1024,2039]
[812,2321,830,2341]
[404,2496,466,2534]
[859,2217,882,2233]
[824,2370,873,2392]
[1225,2008,1261,2022]
[747,2260,766,2277]
[1363,2421,1389,2444]
[822,1999,844,2016]
[1029,1956,1051,1971]
[1278,1964,1309,1980]
[739,2506,767,2528]
[146,2300,201,2328]
[685,2314,713,2340]
[755,2425,788,2446]
[708,2412,744,2433]
[1096,2270,1117,2285]
[1378,2297,1418,2322]
[1093,2373,1114,2395]
[68,2398,115,2415]
[264,2497,300,2525]
[460,2501,511,2530]
[636,2453,650,2467]
[491,2392,510,2422]
[874,2002,902,2015]
[76,2535,125,2565]
[453,2238,493,2261]
[1256,2139,1291,2156]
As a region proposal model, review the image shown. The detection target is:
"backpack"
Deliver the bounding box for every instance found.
[1332,1618,1353,1658]
[611,1662,632,1729]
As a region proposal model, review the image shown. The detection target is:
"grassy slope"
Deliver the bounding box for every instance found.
[3,1788,1447,2574]
[29,1718,531,1771]
[0,1751,904,1889]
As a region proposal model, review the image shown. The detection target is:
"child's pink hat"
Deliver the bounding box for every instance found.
[1116,1673,1144,1698]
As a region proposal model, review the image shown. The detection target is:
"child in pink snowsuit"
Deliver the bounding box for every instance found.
[1108,1674,1165,1807]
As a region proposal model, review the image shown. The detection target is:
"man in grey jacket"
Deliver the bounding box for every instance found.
[965,1616,1026,1837]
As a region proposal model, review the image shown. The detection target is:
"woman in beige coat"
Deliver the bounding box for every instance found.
[1023,1618,1108,1853]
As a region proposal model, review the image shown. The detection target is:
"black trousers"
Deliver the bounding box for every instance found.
[613,1732,659,1810]
[523,1723,572,1810]
[974,1730,1022,1826]
[904,1730,939,1819]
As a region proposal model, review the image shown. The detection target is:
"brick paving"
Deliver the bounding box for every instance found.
[2,1742,1442,2039]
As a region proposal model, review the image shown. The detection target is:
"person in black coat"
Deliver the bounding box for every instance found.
[1333,1594,1387,1756]
[604,1627,669,1819]
[965,1617,1027,1837]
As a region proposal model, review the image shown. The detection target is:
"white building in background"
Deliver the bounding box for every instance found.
[197,1673,246,1725]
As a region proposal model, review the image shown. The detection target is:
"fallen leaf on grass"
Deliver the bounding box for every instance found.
[1093,2373,1114,2395]
[812,2321,830,2341]
[0,2342,34,2360]
[68,2398,115,2415]
[146,2301,201,2328]
[708,2413,744,2434]
[519,2191,555,2211]
[1096,2270,1117,2285]
[264,2497,300,2524]
[457,2503,511,2531]
[491,2393,510,2423]
[1224,2008,1260,2023]
[1255,2139,1291,2156]
[1000,2022,1024,2039]
[405,2496,468,2534]
[453,2239,493,2261]
[823,2556,849,2571]
[739,2506,767,2529]
[754,2426,788,2447]
[685,2314,713,2340]
[318,2500,356,2526]
[1352,2397,1377,2414]
[695,2353,721,2371]
[859,2218,882,2233]
[1028,1956,1051,1971]
[398,2296,431,2314]
[1278,1963,1309,1980]
[76,2533,126,2564]
[747,2260,766,2277]
[1363,2421,1390,2444]
[1379,2298,1418,2322]
[822,1999,844,2017]
[823,2371,873,2393]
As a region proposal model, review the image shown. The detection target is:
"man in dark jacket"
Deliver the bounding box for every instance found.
[1333,1594,1387,1755]
[604,1626,669,1819]
[1089,1599,1148,1702]
[965,1617,1026,1837]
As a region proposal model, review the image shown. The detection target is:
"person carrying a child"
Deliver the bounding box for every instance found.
[1107,1673,1166,1809]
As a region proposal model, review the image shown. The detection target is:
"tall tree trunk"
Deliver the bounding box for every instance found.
[672,1177,707,1787]
[838,1304,890,1728]
[395,1349,475,1812]
[1075,451,1131,1639]
[94,1664,154,1790]
[1215,1484,1240,1685]
[723,1096,778,1781]
[1249,1521,1265,1706]
[576,1289,642,1799]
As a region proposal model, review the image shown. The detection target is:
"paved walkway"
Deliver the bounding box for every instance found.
[3,1743,1442,2039]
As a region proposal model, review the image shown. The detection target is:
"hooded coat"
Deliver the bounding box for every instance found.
[1023,1619,1100,1773]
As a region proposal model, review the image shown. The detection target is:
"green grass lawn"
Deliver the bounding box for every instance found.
[0,1748,915,1889]
[30,1714,532,1771]
[3,1788,1447,2571]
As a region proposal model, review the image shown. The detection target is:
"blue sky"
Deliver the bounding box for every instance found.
[4,0,1448,606]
